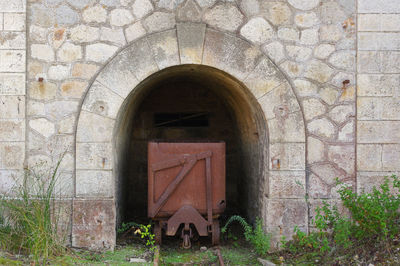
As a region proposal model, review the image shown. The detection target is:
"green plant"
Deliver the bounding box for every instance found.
[222,215,271,256]
[118,222,156,251]
[0,159,67,264]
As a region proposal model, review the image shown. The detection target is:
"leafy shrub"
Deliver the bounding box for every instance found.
[222,215,271,256]
[0,159,67,264]
[286,175,400,257]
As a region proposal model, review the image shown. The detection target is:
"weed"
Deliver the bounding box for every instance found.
[0,159,67,264]
[222,215,271,256]
[118,222,156,251]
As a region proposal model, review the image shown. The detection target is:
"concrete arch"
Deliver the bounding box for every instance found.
[73,23,306,250]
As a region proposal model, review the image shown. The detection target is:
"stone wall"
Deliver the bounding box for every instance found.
[0,0,26,195]
[0,0,398,250]
[357,0,400,192]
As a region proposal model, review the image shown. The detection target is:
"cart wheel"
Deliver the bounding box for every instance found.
[154,222,162,245]
[212,220,220,246]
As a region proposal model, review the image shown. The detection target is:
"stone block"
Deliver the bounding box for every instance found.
[266,199,307,227]
[357,74,399,97]
[61,80,88,99]
[338,119,354,142]
[48,65,70,81]
[82,82,123,119]
[314,44,335,59]
[359,32,400,51]
[76,142,113,170]
[132,0,154,19]
[262,41,285,63]
[147,29,179,69]
[328,144,355,174]
[110,9,134,27]
[357,121,400,144]
[0,0,25,12]
[0,32,25,50]
[143,12,176,33]
[304,60,334,83]
[293,79,318,97]
[320,24,343,42]
[0,96,25,119]
[269,171,306,198]
[100,27,126,46]
[177,0,201,22]
[67,0,94,9]
[58,116,75,134]
[57,42,82,62]
[27,101,45,116]
[302,98,326,120]
[83,5,107,23]
[294,12,319,28]
[259,82,300,120]
[307,118,336,140]
[203,29,263,80]
[86,43,118,63]
[76,111,115,143]
[286,45,312,62]
[0,50,25,72]
[0,73,25,95]
[29,81,57,101]
[30,4,55,27]
[357,144,382,171]
[0,119,25,141]
[328,51,356,71]
[54,172,74,197]
[240,17,274,44]
[277,27,299,42]
[72,199,115,250]
[329,104,354,124]
[269,111,305,143]
[29,118,55,139]
[358,0,400,13]
[260,1,292,26]
[4,13,25,31]
[307,136,325,164]
[72,63,99,79]
[0,142,24,169]
[382,144,400,171]
[76,170,113,197]
[358,14,400,31]
[280,60,305,79]
[380,52,400,73]
[125,22,147,42]
[244,58,284,99]
[288,0,320,11]
[269,143,305,170]
[45,101,79,120]
[70,25,99,43]
[0,170,22,195]
[96,56,139,98]
[55,5,79,25]
[357,172,399,194]
[177,23,205,64]
[203,4,243,32]
[158,0,184,10]
[299,28,318,45]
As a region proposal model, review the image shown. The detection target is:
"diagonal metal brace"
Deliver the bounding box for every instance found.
[149,151,212,218]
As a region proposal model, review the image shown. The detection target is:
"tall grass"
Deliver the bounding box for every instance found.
[0,158,67,263]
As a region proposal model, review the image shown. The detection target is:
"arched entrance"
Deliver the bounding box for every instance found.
[73,24,306,250]
[114,65,268,228]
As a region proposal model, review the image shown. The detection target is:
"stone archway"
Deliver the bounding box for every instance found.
[73,23,306,250]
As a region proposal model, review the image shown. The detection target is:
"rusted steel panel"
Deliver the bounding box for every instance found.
[147,141,226,219]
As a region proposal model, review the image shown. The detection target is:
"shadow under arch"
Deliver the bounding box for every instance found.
[114,64,269,228]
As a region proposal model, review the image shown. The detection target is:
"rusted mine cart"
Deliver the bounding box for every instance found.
[148,141,226,248]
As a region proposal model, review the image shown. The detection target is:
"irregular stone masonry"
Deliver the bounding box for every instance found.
[0,0,397,250]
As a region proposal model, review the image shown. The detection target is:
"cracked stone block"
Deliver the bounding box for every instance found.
[0,96,25,119]
[29,118,55,139]
[240,17,274,45]
[82,81,123,119]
